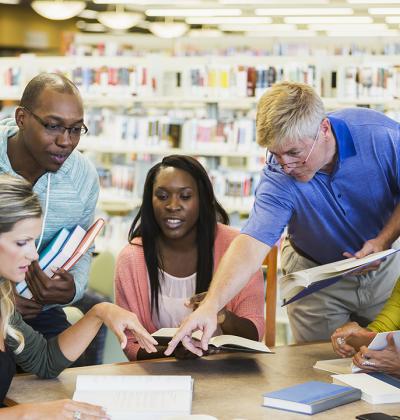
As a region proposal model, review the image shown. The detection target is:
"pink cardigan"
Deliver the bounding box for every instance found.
[115,223,265,360]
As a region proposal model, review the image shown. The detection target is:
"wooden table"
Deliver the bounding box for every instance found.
[6,342,400,419]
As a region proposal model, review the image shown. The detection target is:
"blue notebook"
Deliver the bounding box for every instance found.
[263,381,361,415]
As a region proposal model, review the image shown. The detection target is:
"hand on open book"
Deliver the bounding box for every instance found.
[185,292,227,324]
[331,321,376,358]
[164,302,218,357]
[25,261,76,305]
[14,293,43,319]
[343,237,389,275]
[352,333,400,377]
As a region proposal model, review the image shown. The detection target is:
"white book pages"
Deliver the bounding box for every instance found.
[313,358,353,375]
[73,375,193,420]
[352,330,400,373]
[332,373,400,404]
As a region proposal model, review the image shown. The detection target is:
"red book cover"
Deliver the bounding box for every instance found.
[61,218,105,272]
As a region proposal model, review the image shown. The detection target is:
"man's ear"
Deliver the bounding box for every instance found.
[15,107,27,129]
[321,118,331,140]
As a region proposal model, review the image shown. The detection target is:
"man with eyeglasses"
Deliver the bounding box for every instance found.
[165,81,400,356]
[0,73,99,345]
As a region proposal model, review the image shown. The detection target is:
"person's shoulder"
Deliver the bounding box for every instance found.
[331,108,398,130]
[57,150,99,194]
[67,149,98,178]
[117,238,144,263]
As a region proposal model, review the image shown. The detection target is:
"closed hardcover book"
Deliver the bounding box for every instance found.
[16,227,71,298]
[38,227,71,269]
[61,218,105,272]
[332,372,400,404]
[42,225,86,277]
[263,381,361,415]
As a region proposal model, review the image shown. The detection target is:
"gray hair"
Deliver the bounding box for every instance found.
[256,81,325,149]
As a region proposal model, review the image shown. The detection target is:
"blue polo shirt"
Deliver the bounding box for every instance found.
[242,108,400,264]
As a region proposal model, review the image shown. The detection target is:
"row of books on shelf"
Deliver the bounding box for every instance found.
[0,63,319,99]
[339,65,400,99]
[71,64,318,98]
[84,110,260,152]
[67,37,400,57]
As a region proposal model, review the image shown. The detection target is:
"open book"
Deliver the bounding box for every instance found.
[16,218,105,299]
[351,330,400,373]
[281,248,400,305]
[152,328,272,353]
[73,375,193,420]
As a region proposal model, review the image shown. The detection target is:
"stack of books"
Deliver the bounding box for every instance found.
[16,218,105,299]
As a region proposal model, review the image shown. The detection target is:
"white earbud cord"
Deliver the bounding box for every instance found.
[36,172,50,252]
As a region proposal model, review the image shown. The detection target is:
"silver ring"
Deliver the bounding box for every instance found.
[336,337,345,346]
[73,411,81,420]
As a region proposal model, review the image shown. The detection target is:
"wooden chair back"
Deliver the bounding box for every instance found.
[263,245,278,348]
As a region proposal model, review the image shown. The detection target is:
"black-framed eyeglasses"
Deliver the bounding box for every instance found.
[267,124,321,170]
[22,107,88,139]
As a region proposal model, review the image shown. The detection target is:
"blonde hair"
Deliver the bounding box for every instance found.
[0,174,42,353]
[256,81,325,149]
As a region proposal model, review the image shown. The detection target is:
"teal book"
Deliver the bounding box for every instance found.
[263,381,361,415]
[16,227,71,299]
[39,227,71,269]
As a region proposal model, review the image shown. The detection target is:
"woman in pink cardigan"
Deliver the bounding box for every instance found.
[115,155,265,360]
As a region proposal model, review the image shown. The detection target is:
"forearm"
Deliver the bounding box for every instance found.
[57,303,104,361]
[203,234,270,312]
[220,311,259,340]
[0,406,31,419]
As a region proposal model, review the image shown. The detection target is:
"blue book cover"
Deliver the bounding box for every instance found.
[263,381,361,415]
[16,227,71,298]
[39,227,71,269]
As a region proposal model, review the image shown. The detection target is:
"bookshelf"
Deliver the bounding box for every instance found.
[2,53,400,216]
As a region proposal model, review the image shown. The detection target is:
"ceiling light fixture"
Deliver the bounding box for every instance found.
[245,30,316,37]
[368,8,400,15]
[284,16,373,24]
[149,21,188,38]
[186,16,272,24]
[308,23,388,31]
[97,5,142,30]
[220,0,329,4]
[146,9,242,17]
[255,8,353,16]
[31,0,85,20]
[218,24,295,32]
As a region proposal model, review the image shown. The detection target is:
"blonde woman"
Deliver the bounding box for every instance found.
[0,174,157,419]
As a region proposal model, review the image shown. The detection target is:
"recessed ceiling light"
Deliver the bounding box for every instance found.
[369,8,400,15]
[145,9,241,17]
[284,16,373,24]
[255,8,353,16]
[186,17,272,24]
